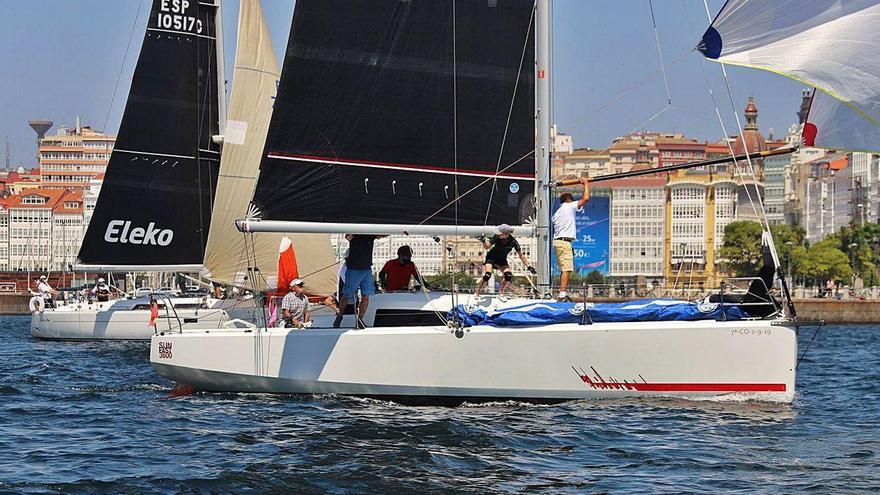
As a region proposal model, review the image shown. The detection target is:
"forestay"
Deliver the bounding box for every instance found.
[248,0,536,230]
[700,0,880,152]
[77,0,221,270]
[201,0,336,294]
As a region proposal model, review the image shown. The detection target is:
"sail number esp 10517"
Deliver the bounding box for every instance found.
[157,0,203,35]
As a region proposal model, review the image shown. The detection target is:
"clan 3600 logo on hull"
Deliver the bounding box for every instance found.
[104,220,174,246]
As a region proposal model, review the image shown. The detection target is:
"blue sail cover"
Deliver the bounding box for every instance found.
[449,299,749,327]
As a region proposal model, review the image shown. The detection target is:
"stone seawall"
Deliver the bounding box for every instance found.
[0,294,32,315]
[792,299,880,324]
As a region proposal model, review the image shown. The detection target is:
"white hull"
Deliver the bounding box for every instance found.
[150,293,798,404]
[31,297,256,341]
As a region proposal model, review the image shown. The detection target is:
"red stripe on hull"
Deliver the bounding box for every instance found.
[631,383,786,392]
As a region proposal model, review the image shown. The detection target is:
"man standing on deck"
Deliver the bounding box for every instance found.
[91,277,111,302]
[35,275,59,309]
[552,178,589,300]
[336,234,386,329]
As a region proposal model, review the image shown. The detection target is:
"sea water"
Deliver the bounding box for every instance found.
[1,317,878,494]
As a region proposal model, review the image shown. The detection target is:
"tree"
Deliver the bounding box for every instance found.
[584,270,605,285]
[770,223,807,281]
[801,237,852,285]
[788,245,809,283]
[719,221,764,276]
[424,271,475,290]
[836,222,879,283]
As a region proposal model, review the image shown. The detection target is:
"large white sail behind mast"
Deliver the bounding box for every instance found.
[700,0,880,152]
[202,0,336,294]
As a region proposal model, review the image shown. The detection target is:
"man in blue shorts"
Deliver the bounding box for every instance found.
[337,234,386,329]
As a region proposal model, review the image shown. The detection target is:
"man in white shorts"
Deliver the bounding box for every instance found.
[551,178,590,300]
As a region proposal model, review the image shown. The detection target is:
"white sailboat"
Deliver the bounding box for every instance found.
[31,0,255,340]
[147,0,879,403]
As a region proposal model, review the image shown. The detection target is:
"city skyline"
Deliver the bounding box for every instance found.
[0,0,807,168]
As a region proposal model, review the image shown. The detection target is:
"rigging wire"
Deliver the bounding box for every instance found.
[623,0,676,142]
[648,0,672,106]
[567,48,692,135]
[481,4,536,230]
[418,149,534,225]
[104,0,144,133]
[701,0,773,235]
[684,1,764,233]
[452,0,459,318]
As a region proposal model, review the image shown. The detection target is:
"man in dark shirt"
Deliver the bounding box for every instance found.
[337,234,386,329]
[475,224,535,296]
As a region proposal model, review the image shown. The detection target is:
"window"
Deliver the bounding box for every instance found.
[22,195,47,205]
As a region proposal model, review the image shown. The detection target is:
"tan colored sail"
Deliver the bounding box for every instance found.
[202,0,337,294]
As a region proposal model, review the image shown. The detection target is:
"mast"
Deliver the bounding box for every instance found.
[214,0,227,137]
[535,0,552,293]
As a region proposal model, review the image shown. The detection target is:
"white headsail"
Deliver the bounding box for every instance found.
[202,0,337,294]
[700,0,880,152]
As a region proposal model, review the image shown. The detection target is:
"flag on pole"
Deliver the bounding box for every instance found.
[148,299,159,328]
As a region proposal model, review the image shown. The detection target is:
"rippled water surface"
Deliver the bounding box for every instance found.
[1,317,878,494]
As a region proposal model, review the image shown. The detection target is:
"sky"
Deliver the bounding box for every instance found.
[0,0,807,169]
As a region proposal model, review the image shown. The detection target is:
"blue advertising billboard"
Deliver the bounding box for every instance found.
[550,196,610,275]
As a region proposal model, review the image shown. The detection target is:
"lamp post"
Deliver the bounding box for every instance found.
[785,240,794,289]
[857,203,865,227]
[849,242,859,287]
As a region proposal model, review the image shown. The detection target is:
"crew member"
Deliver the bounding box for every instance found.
[324,292,340,313]
[91,277,111,302]
[35,275,59,309]
[337,234,386,329]
[552,177,590,300]
[332,251,348,328]
[475,224,535,297]
[212,281,224,299]
[379,245,427,292]
[280,278,310,328]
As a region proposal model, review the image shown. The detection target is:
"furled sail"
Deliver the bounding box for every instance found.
[700,0,880,152]
[201,0,336,294]
[77,0,222,270]
[245,0,536,233]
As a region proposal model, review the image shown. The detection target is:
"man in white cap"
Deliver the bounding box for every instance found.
[90,277,111,302]
[280,278,310,328]
[475,224,535,297]
[552,178,590,300]
[35,275,58,308]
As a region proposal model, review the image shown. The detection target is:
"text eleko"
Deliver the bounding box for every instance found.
[104,221,174,247]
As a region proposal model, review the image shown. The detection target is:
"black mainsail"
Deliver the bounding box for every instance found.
[77,0,222,270]
[245,0,536,233]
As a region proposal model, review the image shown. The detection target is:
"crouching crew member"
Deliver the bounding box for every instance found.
[475,224,536,297]
[280,278,310,328]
